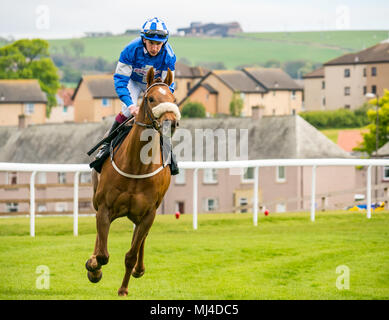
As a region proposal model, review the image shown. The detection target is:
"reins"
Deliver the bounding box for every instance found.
[111,82,173,179]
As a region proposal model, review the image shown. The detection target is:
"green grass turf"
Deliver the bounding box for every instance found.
[0,211,388,300]
[47,30,389,69]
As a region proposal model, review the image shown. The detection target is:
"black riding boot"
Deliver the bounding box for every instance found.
[169,151,179,175]
[89,119,121,172]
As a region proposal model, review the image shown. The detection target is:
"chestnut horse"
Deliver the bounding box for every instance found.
[85,67,180,296]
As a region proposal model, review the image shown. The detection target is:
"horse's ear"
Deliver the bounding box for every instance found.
[164,68,173,86]
[146,67,155,88]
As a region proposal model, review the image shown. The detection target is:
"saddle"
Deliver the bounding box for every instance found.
[89,125,179,175]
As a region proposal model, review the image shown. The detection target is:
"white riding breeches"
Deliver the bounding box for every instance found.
[121,79,147,117]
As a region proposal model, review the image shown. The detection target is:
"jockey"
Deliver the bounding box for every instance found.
[91,17,178,174]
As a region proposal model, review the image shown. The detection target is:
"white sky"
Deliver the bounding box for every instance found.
[0,0,388,39]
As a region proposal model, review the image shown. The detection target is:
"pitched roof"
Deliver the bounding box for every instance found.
[175,62,209,78]
[242,67,302,90]
[377,141,389,157]
[324,42,389,66]
[212,70,267,93]
[0,115,350,163]
[302,67,324,79]
[0,79,47,104]
[201,83,218,94]
[72,74,117,100]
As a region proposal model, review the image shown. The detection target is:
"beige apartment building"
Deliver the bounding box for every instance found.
[303,42,389,111]
[181,67,303,117]
[1,114,379,216]
[0,79,47,126]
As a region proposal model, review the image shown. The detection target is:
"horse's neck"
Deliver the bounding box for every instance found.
[118,126,162,171]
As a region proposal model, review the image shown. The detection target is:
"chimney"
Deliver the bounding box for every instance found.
[251,105,264,120]
[18,114,31,129]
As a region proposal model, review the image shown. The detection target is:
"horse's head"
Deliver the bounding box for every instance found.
[139,67,180,136]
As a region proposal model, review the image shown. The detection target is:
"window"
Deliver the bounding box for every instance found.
[38,204,47,212]
[37,172,47,184]
[371,67,377,76]
[344,69,350,77]
[344,87,350,96]
[384,166,389,181]
[80,172,91,184]
[6,202,18,213]
[321,81,325,89]
[291,90,296,100]
[24,103,34,114]
[372,85,377,94]
[175,169,186,185]
[363,86,367,95]
[344,105,351,109]
[63,106,68,113]
[292,109,296,115]
[6,172,17,185]
[276,203,286,213]
[55,202,68,212]
[276,166,286,182]
[239,198,248,213]
[102,98,111,107]
[205,198,218,212]
[58,172,66,184]
[363,68,367,77]
[186,82,191,91]
[242,167,254,183]
[175,201,185,214]
[79,201,91,210]
[322,97,326,107]
[203,168,218,184]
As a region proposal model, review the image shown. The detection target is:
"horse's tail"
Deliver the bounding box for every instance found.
[92,169,99,211]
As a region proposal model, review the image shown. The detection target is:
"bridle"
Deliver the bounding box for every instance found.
[134,82,172,132]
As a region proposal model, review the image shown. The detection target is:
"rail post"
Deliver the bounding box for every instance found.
[253,166,259,226]
[73,171,80,236]
[367,165,372,219]
[30,171,37,237]
[193,168,198,230]
[310,165,316,222]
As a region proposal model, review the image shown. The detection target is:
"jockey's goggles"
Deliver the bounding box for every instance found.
[143,29,169,40]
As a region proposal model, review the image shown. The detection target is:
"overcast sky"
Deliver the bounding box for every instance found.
[1,0,388,39]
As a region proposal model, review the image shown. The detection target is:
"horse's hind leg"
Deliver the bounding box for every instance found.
[118,211,155,296]
[86,205,111,283]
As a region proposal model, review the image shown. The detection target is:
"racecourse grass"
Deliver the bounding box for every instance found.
[0,211,388,300]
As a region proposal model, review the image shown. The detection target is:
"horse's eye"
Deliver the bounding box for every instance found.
[148,96,155,103]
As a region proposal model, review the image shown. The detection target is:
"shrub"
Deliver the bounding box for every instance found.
[181,101,206,118]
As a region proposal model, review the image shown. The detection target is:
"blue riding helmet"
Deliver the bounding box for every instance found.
[141,17,169,43]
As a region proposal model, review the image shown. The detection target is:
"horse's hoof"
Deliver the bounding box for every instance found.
[131,268,145,278]
[118,287,128,296]
[87,270,102,283]
[85,259,100,272]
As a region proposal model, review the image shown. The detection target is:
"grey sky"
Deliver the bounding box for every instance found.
[0,0,388,39]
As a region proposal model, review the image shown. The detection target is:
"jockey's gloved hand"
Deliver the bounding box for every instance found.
[129,105,139,116]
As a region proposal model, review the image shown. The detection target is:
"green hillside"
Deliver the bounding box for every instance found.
[47,30,389,69]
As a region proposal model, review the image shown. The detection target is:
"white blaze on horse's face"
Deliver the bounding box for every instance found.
[158,87,167,95]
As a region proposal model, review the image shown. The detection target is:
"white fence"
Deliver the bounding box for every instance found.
[1,158,389,237]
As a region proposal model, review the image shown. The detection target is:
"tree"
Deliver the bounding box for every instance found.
[354,89,389,156]
[0,39,60,116]
[181,101,206,118]
[229,91,244,116]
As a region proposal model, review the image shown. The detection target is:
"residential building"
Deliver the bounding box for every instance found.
[177,22,243,37]
[174,62,209,103]
[72,74,122,123]
[180,68,302,117]
[0,114,370,216]
[46,88,75,123]
[303,42,389,111]
[0,79,47,126]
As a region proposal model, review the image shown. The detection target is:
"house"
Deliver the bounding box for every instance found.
[177,22,242,37]
[180,68,303,117]
[303,42,389,111]
[46,87,75,123]
[0,114,365,216]
[174,62,209,103]
[0,79,47,126]
[72,74,122,123]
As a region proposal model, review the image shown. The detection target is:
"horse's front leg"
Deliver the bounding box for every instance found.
[131,236,147,278]
[86,205,111,283]
[118,210,155,296]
